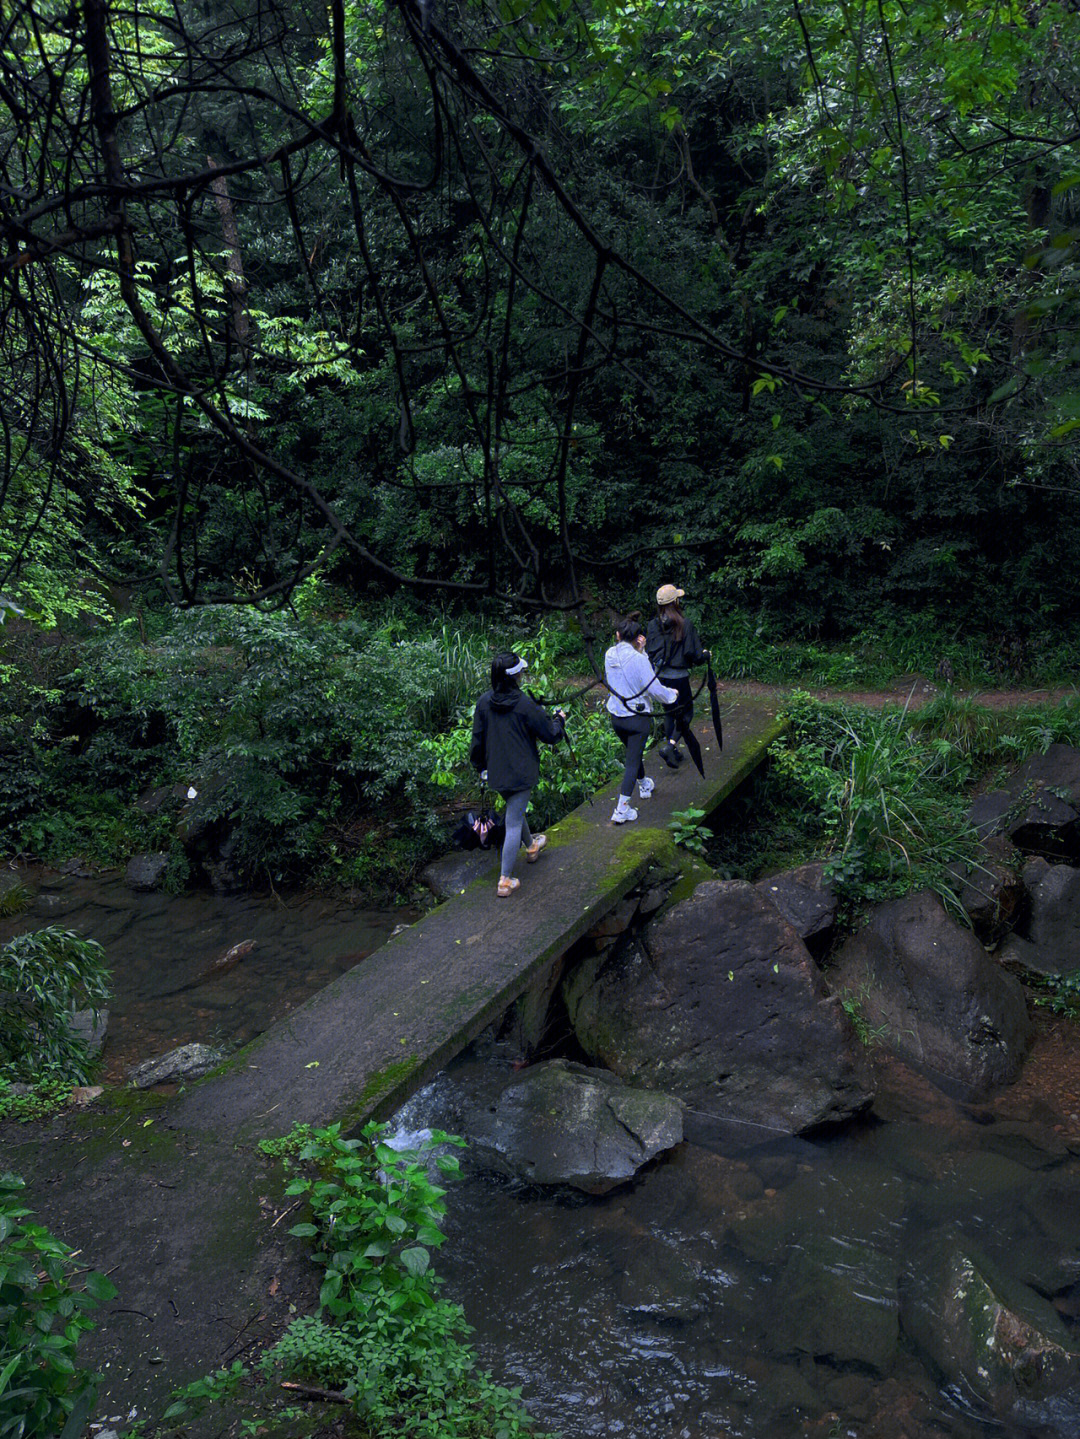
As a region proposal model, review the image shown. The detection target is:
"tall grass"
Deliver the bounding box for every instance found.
[773,695,993,911]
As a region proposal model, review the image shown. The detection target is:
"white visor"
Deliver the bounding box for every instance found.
[505,657,528,676]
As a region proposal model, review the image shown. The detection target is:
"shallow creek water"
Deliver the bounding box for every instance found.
[5,867,1080,1437]
[391,1041,1080,1439]
[0,866,412,1081]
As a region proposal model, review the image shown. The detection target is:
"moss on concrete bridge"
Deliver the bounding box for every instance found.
[176,694,784,1141]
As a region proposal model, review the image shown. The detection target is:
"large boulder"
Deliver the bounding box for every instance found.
[124,853,169,892]
[465,1058,683,1194]
[901,1239,1080,1420]
[564,879,874,1135]
[998,858,1080,978]
[969,744,1080,857]
[754,861,837,950]
[830,891,1032,1096]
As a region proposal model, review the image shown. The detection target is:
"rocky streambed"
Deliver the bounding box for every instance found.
[7,742,1080,1437]
[398,742,1080,1438]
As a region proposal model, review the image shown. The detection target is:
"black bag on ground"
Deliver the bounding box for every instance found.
[451,791,506,851]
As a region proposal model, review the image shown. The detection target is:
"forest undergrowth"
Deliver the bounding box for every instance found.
[3,596,1080,906]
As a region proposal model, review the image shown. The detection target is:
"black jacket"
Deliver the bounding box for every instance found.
[645,616,707,676]
[469,687,564,794]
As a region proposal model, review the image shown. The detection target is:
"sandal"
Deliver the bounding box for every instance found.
[526,835,547,863]
[497,876,520,897]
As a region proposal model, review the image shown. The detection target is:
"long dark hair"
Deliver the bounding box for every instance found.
[657,602,685,641]
[614,617,643,645]
[491,651,522,693]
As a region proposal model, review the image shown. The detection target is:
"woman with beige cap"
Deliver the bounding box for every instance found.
[646,584,708,769]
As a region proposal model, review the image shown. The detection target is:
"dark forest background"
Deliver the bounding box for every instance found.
[2,0,1080,886]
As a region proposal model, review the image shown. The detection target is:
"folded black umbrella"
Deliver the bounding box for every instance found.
[707,657,724,752]
[684,725,705,778]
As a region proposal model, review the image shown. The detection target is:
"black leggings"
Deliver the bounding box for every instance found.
[661,676,694,745]
[611,714,651,797]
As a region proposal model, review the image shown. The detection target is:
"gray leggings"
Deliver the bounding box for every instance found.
[500,789,534,878]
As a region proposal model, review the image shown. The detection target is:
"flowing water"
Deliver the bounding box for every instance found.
[5,865,1079,1437]
[391,1046,1080,1439]
[1,866,414,1081]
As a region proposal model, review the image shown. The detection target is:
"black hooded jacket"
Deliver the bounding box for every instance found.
[645,615,707,677]
[470,687,565,794]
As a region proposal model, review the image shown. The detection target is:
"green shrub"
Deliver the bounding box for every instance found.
[0,1173,116,1439]
[669,806,713,857]
[0,1074,74,1124]
[167,1123,542,1436]
[0,929,109,1084]
[772,694,982,910]
[65,609,512,881]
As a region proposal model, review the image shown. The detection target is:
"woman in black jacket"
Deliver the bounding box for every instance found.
[645,584,708,770]
[470,652,566,897]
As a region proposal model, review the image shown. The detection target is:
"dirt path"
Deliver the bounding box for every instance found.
[717,676,1079,711]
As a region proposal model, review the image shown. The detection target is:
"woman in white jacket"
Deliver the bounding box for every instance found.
[604,618,678,824]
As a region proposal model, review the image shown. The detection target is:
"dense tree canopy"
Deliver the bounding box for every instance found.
[1,0,1078,631]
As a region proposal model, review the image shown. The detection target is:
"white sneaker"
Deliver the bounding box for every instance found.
[611,802,638,824]
[637,777,655,799]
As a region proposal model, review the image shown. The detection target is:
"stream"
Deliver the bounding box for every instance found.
[5,866,1080,1437]
[0,866,414,1082]
[389,1041,1080,1439]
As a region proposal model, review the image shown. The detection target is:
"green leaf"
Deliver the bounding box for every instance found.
[987,376,1020,404]
[399,1246,430,1277]
[82,1272,117,1302]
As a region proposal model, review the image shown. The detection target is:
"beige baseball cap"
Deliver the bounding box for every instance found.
[656,584,685,605]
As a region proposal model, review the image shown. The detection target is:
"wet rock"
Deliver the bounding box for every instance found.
[727,1158,907,1269]
[129,1042,227,1088]
[754,861,837,948]
[124,853,169,892]
[587,897,639,941]
[901,1238,1080,1419]
[637,884,670,919]
[773,1239,899,1374]
[830,890,1033,1096]
[465,1058,683,1195]
[503,954,567,1060]
[69,1007,108,1059]
[947,835,1024,945]
[564,879,873,1135]
[636,1145,756,1239]
[981,1122,1071,1174]
[175,773,227,848]
[968,744,1080,857]
[206,832,245,894]
[998,858,1080,978]
[1011,1390,1080,1438]
[135,784,185,816]
[420,850,496,900]
[1019,1175,1080,1295]
[56,859,96,878]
